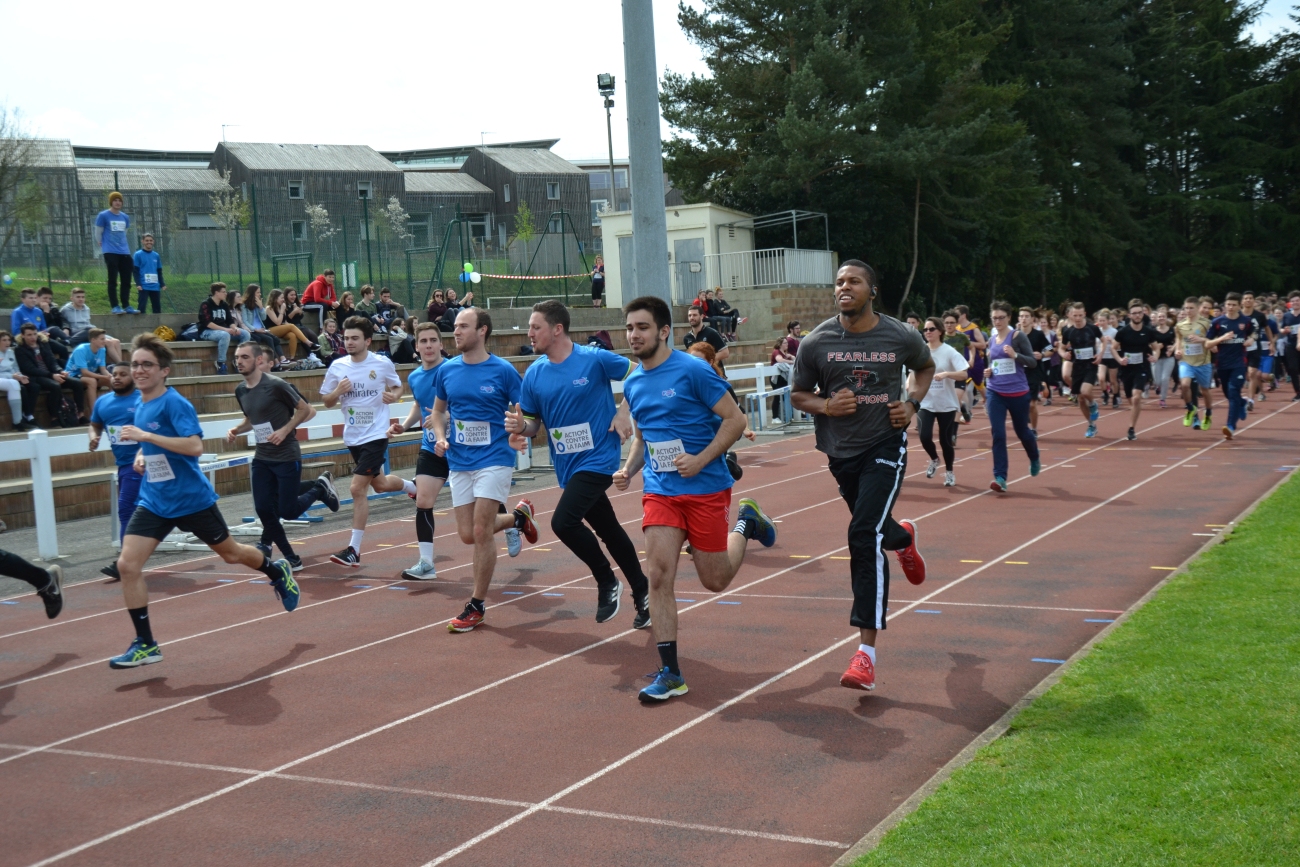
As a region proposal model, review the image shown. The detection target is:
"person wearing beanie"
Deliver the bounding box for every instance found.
[94,192,137,314]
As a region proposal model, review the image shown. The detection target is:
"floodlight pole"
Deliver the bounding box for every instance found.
[621,0,673,314]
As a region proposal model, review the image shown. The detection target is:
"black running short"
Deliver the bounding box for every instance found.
[1247,349,1262,369]
[348,439,389,476]
[1119,365,1151,398]
[125,503,230,545]
[1101,357,1119,370]
[1070,363,1098,394]
[1026,368,1044,402]
[416,448,450,480]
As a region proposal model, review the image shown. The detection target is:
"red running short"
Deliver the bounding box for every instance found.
[642,489,733,553]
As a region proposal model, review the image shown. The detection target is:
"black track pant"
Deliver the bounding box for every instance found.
[827,435,913,631]
[916,408,957,470]
[251,459,318,559]
[0,547,51,589]
[104,253,133,309]
[551,471,648,596]
[1285,347,1300,397]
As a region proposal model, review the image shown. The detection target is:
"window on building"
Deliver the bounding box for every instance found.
[288,180,304,199]
[546,182,560,200]
[503,183,511,203]
[591,200,609,226]
[588,171,611,189]
[187,213,220,229]
[19,225,40,244]
[614,169,628,189]
[357,180,372,199]
[408,215,430,247]
[291,220,307,241]
[548,216,562,234]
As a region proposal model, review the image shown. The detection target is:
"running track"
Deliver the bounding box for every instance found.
[1,400,1296,866]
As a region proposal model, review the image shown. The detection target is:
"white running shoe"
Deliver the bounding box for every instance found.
[926,458,939,478]
[402,559,437,580]
[944,471,956,487]
[505,527,522,557]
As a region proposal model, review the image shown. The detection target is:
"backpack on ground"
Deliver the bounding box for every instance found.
[57,394,80,428]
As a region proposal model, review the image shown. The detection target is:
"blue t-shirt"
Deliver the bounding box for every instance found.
[90,389,142,467]
[435,354,522,471]
[10,305,45,334]
[133,248,163,288]
[1208,314,1254,370]
[66,342,106,378]
[95,209,131,255]
[520,345,634,486]
[407,361,446,454]
[135,387,219,519]
[623,350,732,497]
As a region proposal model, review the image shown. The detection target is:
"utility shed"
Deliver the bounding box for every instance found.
[459,147,592,249]
[402,172,495,248]
[1,138,82,263]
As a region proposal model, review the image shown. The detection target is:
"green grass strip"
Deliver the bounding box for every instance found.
[853,473,1300,866]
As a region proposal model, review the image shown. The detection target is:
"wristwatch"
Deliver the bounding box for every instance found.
[905,397,921,412]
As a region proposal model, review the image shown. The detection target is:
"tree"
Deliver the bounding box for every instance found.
[510,199,538,270]
[380,195,413,245]
[209,169,251,231]
[0,107,49,257]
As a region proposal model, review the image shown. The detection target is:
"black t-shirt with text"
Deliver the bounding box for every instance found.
[1112,323,1160,370]
[1061,323,1103,364]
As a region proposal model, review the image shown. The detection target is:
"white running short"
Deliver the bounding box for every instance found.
[449,465,513,508]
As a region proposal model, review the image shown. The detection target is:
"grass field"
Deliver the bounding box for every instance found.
[853,473,1300,866]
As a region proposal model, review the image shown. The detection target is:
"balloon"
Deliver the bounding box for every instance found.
[470,272,481,284]
[459,272,470,283]
[1,274,11,286]
[463,262,474,273]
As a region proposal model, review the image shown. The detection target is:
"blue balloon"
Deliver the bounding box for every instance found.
[459,272,470,283]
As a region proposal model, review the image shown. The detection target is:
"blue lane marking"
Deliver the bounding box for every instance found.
[501,591,523,595]
[915,609,942,614]
[542,593,564,597]
[1032,658,1067,664]
[1,600,19,605]
[1084,618,1115,623]
[716,600,741,605]
[676,599,696,603]
[350,584,372,589]
[388,585,407,590]
[250,579,267,584]
[217,579,236,583]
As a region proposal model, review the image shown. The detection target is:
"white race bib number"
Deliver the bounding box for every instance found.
[347,408,375,427]
[991,358,1016,377]
[453,419,491,446]
[1125,352,1144,365]
[106,425,134,446]
[143,273,159,284]
[424,426,439,446]
[1245,338,1256,350]
[647,439,685,473]
[550,422,594,455]
[145,453,175,483]
[1074,346,1095,360]
[110,220,126,233]
[252,421,275,443]
[1184,342,1203,356]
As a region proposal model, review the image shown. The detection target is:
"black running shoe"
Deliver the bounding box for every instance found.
[287,555,305,572]
[37,565,63,619]
[316,471,340,512]
[329,545,361,567]
[632,592,651,630]
[596,583,622,623]
[255,542,272,560]
[1127,427,1136,441]
[101,560,121,582]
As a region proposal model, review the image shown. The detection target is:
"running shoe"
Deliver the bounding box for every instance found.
[894,519,926,585]
[1159,399,1167,409]
[737,498,777,548]
[1193,418,1202,430]
[37,565,63,619]
[839,650,876,691]
[596,582,622,623]
[111,306,125,315]
[1029,459,1041,477]
[1222,425,1234,441]
[403,558,437,580]
[255,542,272,560]
[124,306,139,314]
[639,667,689,702]
[108,637,162,669]
[1089,401,1100,422]
[1127,427,1137,441]
[1246,398,1255,413]
[287,555,305,572]
[101,560,121,582]
[632,592,651,629]
[217,362,228,376]
[1030,428,1038,439]
[926,458,939,478]
[990,476,1008,493]
[316,471,340,512]
[1204,412,1213,429]
[514,498,538,543]
[1085,423,1096,438]
[330,545,361,567]
[944,471,956,487]
[960,405,972,424]
[1184,409,1195,426]
[268,559,300,612]
[505,527,522,557]
[449,602,485,632]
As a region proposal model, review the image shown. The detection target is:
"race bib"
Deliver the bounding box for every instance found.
[144,453,175,483]
[991,358,1016,377]
[1184,342,1203,356]
[453,419,490,446]
[549,422,594,455]
[143,273,159,284]
[1245,338,1257,350]
[106,425,133,446]
[347,408,375,427]
[1074,346,1095,360]
[252,421,275,443]
[109,220,126,233]
[647,439,685,473]
[424,426,439,446]
[1125,352,1144,365]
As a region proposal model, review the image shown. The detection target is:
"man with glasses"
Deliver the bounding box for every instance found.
[1110,299,1162,440]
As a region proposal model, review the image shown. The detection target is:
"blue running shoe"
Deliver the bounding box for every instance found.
[1089,401,1099,422]
[1029,459,1041,477]
[109,637,162,669]
[990,476,1007,493]
[111,306,125,315]
[1085,423,1096,438]
[269,559,300,612]
[639,667,689,703]
[737,497,777,548]
[124,306,139,314]
[504,527,521,557]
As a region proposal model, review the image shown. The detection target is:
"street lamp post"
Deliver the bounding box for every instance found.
[597,74,617,219]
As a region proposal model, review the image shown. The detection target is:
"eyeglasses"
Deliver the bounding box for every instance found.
[129,361,160,370]
[922,326,938,332]
[991,314,1009,321]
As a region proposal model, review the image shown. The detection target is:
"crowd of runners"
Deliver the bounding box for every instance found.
[2,270,1296,703]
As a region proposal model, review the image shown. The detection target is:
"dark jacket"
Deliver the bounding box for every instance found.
[198,298,235,331]
[15,339,64,378]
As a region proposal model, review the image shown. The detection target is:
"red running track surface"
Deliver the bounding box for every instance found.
[1,400,1296,867]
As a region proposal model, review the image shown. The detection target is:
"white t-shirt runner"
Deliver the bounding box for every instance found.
[321,351,401,446]
[920,343,969,413]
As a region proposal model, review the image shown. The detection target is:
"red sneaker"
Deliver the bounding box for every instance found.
[894,519,926,585]
[449,603,485,633]
[840,650,876,691]
[514,498,539,544]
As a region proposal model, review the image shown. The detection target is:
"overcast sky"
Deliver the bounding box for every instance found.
[2,0,1295,160]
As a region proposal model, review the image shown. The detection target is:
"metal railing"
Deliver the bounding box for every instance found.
[705,247,835,293]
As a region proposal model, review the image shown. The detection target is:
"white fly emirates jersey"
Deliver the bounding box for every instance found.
[321,351,401,446]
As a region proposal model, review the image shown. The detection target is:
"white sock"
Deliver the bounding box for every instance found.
[859,644,876,664]
[350,529,365,551]
[402,478,417,496]
[418,542,434,563]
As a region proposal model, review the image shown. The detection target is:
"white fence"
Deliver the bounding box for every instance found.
[706,247,835,293]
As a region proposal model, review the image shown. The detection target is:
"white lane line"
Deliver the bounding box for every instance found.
[728,594,1127,615]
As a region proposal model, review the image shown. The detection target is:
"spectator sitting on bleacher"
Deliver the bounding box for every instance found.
[61,286,123,364]
[263,289,315,360]
[198,282,250,375]
[0,330,35,430]
[65,328,112,418]
[711,287,741,341]
[230,288,285,366]
[375,287,407,332]
[436,288,467,332]
[33,289,73,364]
[15,323,86,426]
[10,290,53,347]
[426,289,447,326]
[335,291,356,323]
[682,304,730,371]
[281,288,317,343]
[355,285,379,321]
[303,269,339,313]
[316,317,345,366]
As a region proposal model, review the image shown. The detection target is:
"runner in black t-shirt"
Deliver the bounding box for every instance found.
[1058,302,1103,437]
[1019,307,1050,435]
[1241,292,1273,410]
[1111,300,1163,440]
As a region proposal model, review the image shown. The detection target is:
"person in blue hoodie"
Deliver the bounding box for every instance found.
[132,233,165,314]
[94,191,137,314]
